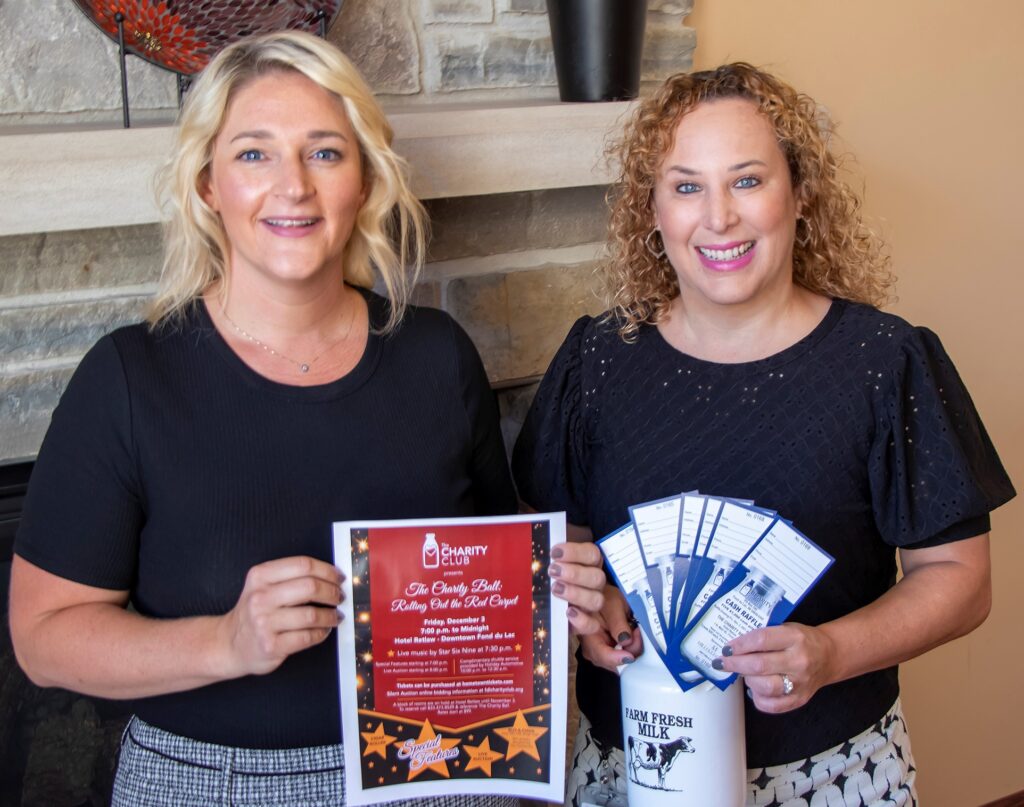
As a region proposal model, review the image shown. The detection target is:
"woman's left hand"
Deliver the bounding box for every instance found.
[717,534,992,715]
[714,622,838,714]
[548,540,606,635]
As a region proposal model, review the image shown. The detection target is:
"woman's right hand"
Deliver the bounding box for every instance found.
[579,584,644,672]
[219,556,343,677]
[548,540,607,635]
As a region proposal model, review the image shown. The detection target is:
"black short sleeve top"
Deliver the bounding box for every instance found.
[512,299,1014,766]
[16,289,518,748]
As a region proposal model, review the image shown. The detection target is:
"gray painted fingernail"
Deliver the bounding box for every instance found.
[617,631,632,644]
[711,658,724,671]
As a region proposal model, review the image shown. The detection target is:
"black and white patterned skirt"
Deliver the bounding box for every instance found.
[566,699,917,807]
[112,716,520,807]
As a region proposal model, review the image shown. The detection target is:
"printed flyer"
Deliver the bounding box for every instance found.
[333,514,568,805]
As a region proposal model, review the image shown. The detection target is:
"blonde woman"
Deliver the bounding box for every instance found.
[9,31,604,806]
[514,64,1014,806]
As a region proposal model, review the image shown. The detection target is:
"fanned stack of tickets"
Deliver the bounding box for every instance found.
[598,493,835,692]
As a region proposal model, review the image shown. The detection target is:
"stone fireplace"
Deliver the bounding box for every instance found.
[0,1,695,803]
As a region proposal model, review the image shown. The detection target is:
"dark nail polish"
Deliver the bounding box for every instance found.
[617,631,632,644]
[722,645,734,657]
[566,606,578,618]
[621,656,635,664]
[746,688,754,700]
[549,563,562,578]
[552,581,566,595]
[711,658,724,671]
[552,547,564,560]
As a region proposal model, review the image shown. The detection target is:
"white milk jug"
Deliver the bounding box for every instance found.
[619,631,746,806]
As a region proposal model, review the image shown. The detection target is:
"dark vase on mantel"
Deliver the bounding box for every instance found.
[546,0,648,102]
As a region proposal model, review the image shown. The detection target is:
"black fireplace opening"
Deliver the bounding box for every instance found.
[1,460,130,807]
[0,461,32,582]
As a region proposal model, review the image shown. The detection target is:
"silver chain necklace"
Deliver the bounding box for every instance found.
[220,301,357,374]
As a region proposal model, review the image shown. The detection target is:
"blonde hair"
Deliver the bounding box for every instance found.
[606,63,892,340]
[149,30,426,332]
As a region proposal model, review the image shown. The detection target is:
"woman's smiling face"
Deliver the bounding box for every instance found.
[202,70,366,293]
[652,97,801,311]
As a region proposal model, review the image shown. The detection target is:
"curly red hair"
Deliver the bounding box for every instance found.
[605,63,892,340]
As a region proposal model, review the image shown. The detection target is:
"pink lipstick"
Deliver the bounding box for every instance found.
[696,240,756,271]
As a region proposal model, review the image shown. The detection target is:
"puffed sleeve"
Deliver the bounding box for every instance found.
[15,334,144,589]
[512,316,592,525]
[868,327,1015,548]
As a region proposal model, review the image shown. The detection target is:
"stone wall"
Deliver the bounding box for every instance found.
[1,0,694,124]
[0,187,611,463]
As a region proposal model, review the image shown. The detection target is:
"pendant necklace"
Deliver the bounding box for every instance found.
[220,299,358,374]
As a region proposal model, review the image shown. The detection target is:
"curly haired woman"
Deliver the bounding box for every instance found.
[513,64,1014,807]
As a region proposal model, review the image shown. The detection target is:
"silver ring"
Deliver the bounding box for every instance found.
[781,674,794,696]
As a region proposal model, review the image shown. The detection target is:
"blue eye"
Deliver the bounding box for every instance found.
[676,182,700,195]
[312,148,342,161]
[735,175,761,189]
[237,149,263,162]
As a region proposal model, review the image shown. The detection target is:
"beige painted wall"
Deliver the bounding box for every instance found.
[684,2,1023,805]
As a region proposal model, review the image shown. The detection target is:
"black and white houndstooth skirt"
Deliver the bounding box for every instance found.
[112,717,520,807]
[566,699,917,807]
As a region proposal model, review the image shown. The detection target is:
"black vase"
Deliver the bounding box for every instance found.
[546,0,648,102]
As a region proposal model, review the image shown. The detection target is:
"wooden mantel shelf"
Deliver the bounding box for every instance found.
[0,100,635,238]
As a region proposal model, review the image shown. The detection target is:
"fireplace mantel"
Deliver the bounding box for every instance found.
[0,100,635,238]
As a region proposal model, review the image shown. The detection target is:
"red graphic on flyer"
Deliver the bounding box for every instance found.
[366,522,534,728]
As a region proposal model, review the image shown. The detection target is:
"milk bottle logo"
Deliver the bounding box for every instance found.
[422,532,439,569]
[686,554,737,622]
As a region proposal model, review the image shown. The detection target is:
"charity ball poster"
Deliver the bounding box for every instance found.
[333,513,568,805]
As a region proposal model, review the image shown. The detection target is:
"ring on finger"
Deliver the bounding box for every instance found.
[781,674,794,696]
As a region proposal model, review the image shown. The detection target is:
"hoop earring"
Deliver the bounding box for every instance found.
[644,228,666,260]
[796,217,812,248]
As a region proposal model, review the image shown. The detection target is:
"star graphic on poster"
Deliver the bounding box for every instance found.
[360,723,397,759]
[399,720,462,780]
[494,710,548,762]
[464,736,505,776]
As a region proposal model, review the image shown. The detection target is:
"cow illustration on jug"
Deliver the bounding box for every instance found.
[627,734,695,790]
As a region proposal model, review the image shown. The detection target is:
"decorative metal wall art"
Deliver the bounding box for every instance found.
[70,1,342,126]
